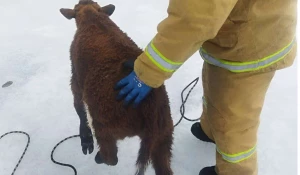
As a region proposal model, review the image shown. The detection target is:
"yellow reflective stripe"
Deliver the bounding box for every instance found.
[202,96,207,108]
[145,48,173,72]
[200,38,295,72]
[217,145,257,163]
[145,41,183,72]
[150,42,183,65]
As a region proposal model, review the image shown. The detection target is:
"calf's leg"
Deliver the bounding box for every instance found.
[94,133,118,166]
[71,75,94,155]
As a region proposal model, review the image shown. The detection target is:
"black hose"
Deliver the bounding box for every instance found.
[0,131,30,175]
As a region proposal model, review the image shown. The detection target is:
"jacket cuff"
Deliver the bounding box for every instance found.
[134,53,172,88]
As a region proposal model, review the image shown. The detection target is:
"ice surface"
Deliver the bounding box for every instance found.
[0,0,298,175]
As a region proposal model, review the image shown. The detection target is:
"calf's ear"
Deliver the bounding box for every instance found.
[60,8,75,19]
[101,4,115,16]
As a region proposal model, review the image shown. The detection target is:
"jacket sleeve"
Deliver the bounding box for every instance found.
[134,0,238,88]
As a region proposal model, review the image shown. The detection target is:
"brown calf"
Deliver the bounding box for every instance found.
[60,0,174,174]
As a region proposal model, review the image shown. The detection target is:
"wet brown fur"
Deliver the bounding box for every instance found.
[60,1,174,174]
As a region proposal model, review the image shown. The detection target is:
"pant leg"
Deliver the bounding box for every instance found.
[200,109,214,142]
[203,62,275,175]
[200,63,214,141]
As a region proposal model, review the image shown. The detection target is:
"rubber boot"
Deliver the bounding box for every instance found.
[191,122,215,143]
[199,166,217,175]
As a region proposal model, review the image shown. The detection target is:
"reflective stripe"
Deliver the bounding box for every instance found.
[202,96,207,108]
[200,39,295,72]
[145,42,183,72]
[217,145,256,163]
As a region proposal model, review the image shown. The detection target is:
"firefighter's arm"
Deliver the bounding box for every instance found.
[134,0,238,88]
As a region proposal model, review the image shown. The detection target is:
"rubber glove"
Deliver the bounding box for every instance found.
[114,70,152,107]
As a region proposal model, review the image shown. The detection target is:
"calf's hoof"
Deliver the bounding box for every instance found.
[95,152,118,166]
[95,152,104,164]
[109,157,118,166]
[80,125,94,155]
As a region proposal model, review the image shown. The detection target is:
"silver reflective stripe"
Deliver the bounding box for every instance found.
[200,39,295,72]
[216,146,256,163]
[146,43,182,72]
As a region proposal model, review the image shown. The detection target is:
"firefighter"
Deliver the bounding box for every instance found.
[114,0,297,174]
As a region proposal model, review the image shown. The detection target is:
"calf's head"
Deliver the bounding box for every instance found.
[60,0,115,21]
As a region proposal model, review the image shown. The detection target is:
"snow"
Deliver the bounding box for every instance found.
[0,0,298,175]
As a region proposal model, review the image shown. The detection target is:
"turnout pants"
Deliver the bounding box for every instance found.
[200,62,276,175]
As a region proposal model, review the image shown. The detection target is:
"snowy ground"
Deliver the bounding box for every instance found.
[0,0,298,175]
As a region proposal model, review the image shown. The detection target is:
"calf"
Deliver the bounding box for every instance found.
[60,1,174,174]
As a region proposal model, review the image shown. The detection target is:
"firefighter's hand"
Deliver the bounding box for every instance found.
[114,71,152,107]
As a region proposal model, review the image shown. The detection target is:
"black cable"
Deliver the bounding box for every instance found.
[0,131,30,175]
[50,135,80,175]
[174,77,200,127]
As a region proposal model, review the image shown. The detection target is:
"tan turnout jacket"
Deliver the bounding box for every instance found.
[134,0,297,88]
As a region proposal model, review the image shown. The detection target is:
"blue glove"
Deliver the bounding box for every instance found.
[114,71,152,107]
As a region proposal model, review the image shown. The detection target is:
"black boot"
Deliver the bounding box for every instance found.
[191,122,215,143]
[199,166,217,175]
